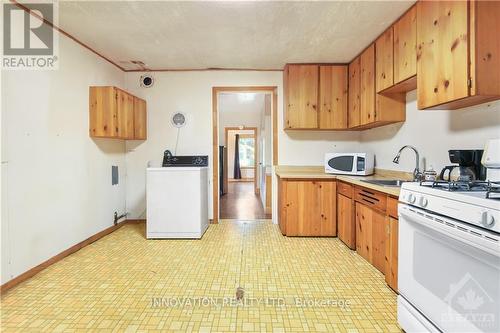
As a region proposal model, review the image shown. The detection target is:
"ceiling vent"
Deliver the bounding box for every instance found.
[140,74,154,88]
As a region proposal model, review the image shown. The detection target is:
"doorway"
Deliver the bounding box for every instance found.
[212,87,278,223]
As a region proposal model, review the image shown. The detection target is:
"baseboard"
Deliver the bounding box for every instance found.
[0,219,143,294]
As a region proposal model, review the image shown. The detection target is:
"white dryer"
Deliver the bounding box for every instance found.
[146,165,209,239]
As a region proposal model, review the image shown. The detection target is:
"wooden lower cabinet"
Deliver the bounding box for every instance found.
[278,178,336,236]
[385,216,399,291]
[337,193,355,249]
[355,202,386,273]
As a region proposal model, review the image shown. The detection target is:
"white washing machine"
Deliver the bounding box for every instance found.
[146,166,209,239]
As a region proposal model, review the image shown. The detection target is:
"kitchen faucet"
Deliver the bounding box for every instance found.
[393,145,422,181]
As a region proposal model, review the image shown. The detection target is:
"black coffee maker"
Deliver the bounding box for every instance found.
[440,150,486,182]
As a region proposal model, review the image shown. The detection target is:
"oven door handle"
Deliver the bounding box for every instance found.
[399,206,500,257]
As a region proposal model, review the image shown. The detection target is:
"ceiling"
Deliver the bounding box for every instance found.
[57,1,415,71]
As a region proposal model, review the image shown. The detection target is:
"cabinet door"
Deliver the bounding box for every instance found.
[355,202,372,262]
[318,181,336,236]
[355,202,385,272]
[337,193,355,249]
[394,5,417,84]
[278,178,286,235]
[116,89,135,139]
[133,97,147,140]
[385,217,399,291]
[319,66,348,129]
[284,65,319,129]
[417,1,469,109]
[283,180,321,236]
[348,57,361,128]
[375,28,394,92]
[371,208,386,273]
[360,45,375,125]
[89,86,118,138]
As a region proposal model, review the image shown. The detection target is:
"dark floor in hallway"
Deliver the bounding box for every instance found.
[220,182,271,220]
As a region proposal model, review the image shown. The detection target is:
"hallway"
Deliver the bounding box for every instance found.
[220,182,271,220]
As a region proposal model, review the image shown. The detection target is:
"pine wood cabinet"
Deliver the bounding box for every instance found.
[278,178,336,236]
[376,28,394,93]
[284,64,348,130]
[283,64,319,129]
[348,45,406,129]
[360,45,376,126]
[355,202,386,273]
[417,0,500,109]
[319,65,348,129]
[348,57,361,128]
[89,86,147,140]
[385,216,399,292]
[337,182,355,249]
[117,89,135,139]
[133,97,147,140]
[394,5,417,86]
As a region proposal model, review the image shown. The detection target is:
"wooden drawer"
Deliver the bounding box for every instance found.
[354,186,387,213]
[337,181,353,198]
[387,197,399,219]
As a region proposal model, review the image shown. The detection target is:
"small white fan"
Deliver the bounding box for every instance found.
[171,112,187,128]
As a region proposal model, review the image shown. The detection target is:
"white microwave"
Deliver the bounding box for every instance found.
[324,153,374,175]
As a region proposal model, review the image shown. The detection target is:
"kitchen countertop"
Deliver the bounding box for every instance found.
[275,165,414,197]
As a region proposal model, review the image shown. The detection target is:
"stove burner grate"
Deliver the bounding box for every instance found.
[419,180,500,199]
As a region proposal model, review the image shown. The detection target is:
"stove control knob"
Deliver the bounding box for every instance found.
[419,197,428,207]
[481,212,495,228]
[407,193,416,204]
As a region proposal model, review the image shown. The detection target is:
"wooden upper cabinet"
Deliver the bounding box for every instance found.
[348,57,361,128]
[89,86,118,138]
[417,0,500,109]
[360,45,376,126]
[394,5,417,85]
[134,97,147,140]
[89,86,147,140]
[319,65,348,129]
[117,89,135,139]
[284,64,319,129]
[375,28,394,92]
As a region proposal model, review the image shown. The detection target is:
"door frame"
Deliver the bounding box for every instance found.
[224,127,258,194]
[212,86,278,224]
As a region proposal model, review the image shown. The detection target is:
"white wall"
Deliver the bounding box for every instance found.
[1,31,126,284]
[360,91,500,175]
[124,70,361,221]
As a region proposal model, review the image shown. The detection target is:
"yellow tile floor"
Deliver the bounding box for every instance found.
[1,221,400,332]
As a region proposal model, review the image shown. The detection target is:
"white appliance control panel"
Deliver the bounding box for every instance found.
[399,183,500,234]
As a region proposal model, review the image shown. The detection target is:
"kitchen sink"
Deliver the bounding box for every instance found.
[361,179,407,187]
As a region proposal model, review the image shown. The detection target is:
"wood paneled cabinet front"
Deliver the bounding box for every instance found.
[284,64,348,130]
[416,0,500,109]
[355,202,386,273]
[283,64,319,129]
[89,86,147,140]
[337,182,355,249]
[348,45,406,129]
[385,216,399,292]
[278,178,336,236]
[319,65,348,129]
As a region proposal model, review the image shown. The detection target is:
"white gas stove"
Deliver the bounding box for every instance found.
[399,181,500,233]
[397,181,500,333]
